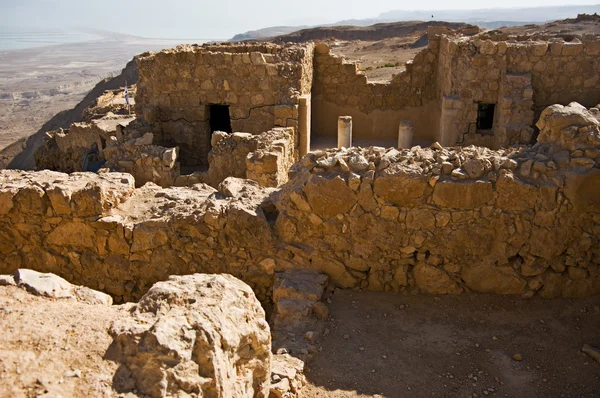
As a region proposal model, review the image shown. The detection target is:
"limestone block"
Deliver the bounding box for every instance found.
[131,223,169,252]
[413,263,462,294]
[373,164,429,207]
[337,116,352,149]
[461,264,526,294]
[250,52,267,65]
[12,269,112,305]
[109,274,271,398]
[562,43,583,56]
[432,180,494,209]
[304,174,357,219]
[529,226,570,260]
[563,169,600,213]
[46,222,97,250]
[584,40,600,55]
[530,43,548,56]
[406,208,436,230]
[495,172,537,211]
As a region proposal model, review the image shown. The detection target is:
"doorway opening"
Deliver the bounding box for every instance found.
[476,103,496,131]
[209,105,232,134]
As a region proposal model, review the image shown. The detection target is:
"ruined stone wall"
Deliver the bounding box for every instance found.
[205,128,295,188]
[0,171,278,305]
[311,39,441,144]
[439,35,600,148]
[103,132,180,188]
[276,104,600,298]
[135,43,314,166]
[3,104,599,303]
[35,117,133,172]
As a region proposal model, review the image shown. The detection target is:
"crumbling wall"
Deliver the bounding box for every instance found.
[135,43,314,166]
[0,172,278,304]
[103,132,180,188]
[311,38,441,144]
[35,117,133,172]
[275,103,600,298]
[438,35,600,147]
[206,128,295,188]
[2,104,599,302]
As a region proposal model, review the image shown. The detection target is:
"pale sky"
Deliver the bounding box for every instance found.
[1,0,599,39]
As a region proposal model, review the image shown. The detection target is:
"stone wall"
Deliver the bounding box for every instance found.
[0,171,278,305]
[35,117,134,172]
[205,128,295,188]
[103,132,180,188]
[275,103,600,298]
[311,39,442,144]
[438,35,600,148]
[135,43,314,166]
[2,104,599,304]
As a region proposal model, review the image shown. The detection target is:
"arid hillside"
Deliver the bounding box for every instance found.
[493,12,600,37]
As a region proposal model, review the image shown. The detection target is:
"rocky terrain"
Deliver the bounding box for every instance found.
[1,270,599,398]
[494,13,600,37]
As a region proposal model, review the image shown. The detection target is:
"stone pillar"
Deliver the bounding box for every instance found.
[337,116,352,148]
[398,120,413,149]
[299,95,311,156]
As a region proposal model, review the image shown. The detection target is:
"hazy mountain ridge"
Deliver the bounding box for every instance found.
[229,4,600,41]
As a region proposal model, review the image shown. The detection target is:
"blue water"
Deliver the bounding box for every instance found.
[0,27,103,51]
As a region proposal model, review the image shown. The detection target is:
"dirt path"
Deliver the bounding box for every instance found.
[304,290,600,398]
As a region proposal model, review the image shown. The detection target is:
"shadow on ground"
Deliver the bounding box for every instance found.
[303,290,600,398]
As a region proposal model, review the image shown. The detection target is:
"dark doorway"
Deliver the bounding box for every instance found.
[476,103,496,131]
[209,105,232,133]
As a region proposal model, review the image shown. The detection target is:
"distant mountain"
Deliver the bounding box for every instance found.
[378,5,600,23]
[267,21,479,44]
[230,26,309,42]
[229,4,600,41]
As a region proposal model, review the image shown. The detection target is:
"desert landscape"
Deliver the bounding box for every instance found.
[1,3,600,398]
[0,32,208,169]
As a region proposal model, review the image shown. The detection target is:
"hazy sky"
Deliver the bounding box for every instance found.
[1,0,599,39]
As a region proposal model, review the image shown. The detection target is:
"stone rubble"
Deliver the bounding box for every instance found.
[1,268,112,305]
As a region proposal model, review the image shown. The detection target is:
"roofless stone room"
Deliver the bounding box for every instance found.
[1,4,600,397]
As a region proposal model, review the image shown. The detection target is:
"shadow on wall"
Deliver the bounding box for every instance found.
[311,98,441,147]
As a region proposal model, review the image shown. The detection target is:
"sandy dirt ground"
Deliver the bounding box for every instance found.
[0,35,207,151]
[304,290,600,398]
[1,284,599,398]
[0,286,127,398]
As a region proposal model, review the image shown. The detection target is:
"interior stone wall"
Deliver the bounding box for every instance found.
[135,43,314,166]
[311,38,442,145]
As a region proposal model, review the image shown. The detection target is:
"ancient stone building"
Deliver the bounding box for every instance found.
[35,30,600,189]
[134,30,600,160]
[135,43,314,166]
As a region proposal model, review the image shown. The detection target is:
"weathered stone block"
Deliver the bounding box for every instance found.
[305,174,357,219]
[373,165,429,207]
[432,180,493,209]
[461,264,526,294]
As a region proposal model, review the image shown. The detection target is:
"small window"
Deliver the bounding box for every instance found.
[209,104,232,133]
[477,103,496,130]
